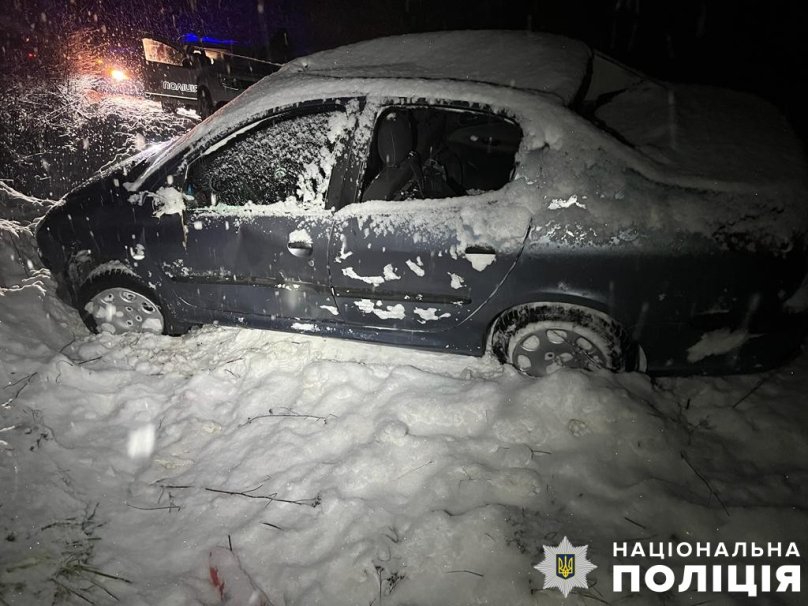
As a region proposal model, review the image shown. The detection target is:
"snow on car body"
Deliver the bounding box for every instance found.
[36,31,808,375]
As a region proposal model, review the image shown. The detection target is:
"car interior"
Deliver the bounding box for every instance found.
[361,106,523,202]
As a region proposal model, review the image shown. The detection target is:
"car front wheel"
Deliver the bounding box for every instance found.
[78,271,165,335]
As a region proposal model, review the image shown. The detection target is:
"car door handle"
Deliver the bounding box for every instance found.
[465,245,496,255]
[287,239,313,258]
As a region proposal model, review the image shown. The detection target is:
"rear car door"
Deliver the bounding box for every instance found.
[159,103,355,322]
[329,102,530,331]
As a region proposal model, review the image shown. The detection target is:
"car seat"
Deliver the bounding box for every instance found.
[362,111,424,201]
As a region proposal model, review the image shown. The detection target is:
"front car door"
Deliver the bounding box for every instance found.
[329,100,531,331]
[141,38,197,105]
[158,102,356,324]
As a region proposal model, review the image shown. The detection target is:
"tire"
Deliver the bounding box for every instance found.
[198,88,213,119]
[78,270,167,336]
[160,100,176,113]
[491,302,634,377]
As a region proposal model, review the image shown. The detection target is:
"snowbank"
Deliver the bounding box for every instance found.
[0,185,56,287]
[0,183,55,225]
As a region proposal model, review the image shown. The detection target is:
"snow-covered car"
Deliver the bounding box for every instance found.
[36,31,808,376]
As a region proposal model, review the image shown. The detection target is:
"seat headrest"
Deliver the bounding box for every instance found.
[376,111,413,168]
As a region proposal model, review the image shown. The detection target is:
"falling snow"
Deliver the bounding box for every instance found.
[1,21,807,606]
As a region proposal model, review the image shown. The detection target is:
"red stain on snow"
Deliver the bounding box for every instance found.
[209,558,225,600]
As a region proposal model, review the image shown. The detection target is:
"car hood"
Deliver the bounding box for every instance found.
[62,140,173,201]
[593,81,807,189]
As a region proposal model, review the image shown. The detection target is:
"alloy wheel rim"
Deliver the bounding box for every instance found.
[512,325,608,377]
[86,288,164,334]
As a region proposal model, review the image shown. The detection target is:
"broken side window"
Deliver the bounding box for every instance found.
[360,105,522,203]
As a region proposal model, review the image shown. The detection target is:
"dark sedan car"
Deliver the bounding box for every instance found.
[37,31,808,376]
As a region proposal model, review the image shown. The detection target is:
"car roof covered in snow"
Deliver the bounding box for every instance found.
[278,30,592,105]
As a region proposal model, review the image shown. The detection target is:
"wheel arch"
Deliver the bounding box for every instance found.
[65,253,137,301]
[484,293,612,347]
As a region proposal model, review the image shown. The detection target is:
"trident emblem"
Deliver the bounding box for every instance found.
[556,554,575,579]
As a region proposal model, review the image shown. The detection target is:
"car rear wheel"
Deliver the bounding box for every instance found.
[78,271,165,335]
[491,303,630,377]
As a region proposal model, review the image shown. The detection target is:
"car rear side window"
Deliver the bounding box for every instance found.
[361,106,522,203]
[185,109,345,210]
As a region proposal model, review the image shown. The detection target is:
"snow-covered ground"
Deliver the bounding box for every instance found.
[1,89,806,606]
